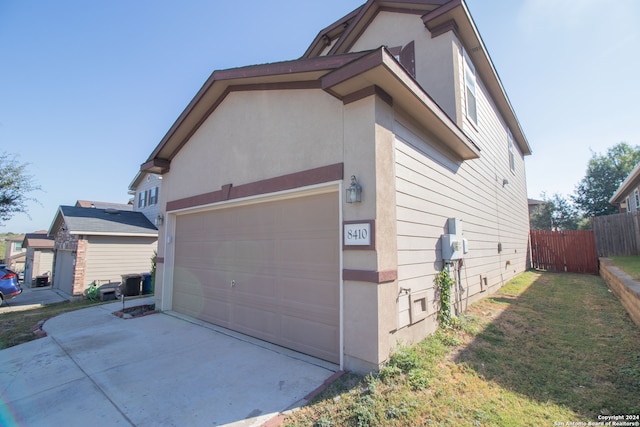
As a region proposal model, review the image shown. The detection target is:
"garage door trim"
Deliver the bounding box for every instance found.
[161,182,343,368]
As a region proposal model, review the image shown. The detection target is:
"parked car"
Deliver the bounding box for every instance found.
[0,265,22,305]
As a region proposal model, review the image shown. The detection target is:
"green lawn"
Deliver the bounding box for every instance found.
[0,300,104,349]
[610,256,640,281]
[284,271,640,426]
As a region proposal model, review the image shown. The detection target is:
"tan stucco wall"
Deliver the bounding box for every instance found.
[164,89,345,202]
[349,11,458,121]
[158,87,405,372]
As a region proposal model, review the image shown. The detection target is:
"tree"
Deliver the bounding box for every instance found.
[0,152,40,224]
[572,142,640,217]
[530,193,579,231]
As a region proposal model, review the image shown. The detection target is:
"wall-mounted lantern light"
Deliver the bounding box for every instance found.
[346,175,362,203]
[155,214,164,227]
[502,178,509,187]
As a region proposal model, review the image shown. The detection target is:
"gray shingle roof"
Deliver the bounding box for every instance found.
[59,206,157,236]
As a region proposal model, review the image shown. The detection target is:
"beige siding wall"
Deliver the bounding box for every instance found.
[35,250,54,277]
[134,173,162,224]
[392,79,529,344]
[84,236,157,287]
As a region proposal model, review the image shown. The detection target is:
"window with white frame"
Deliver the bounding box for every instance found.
[463,50,478,125]
[508,129,516,173]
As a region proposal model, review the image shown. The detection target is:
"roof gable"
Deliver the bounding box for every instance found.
[141,0,532,174]
[23,232,54,249]
[303,0,531,157]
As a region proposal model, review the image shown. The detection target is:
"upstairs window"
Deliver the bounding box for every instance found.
[149,187,159,206]
[463,50,478,124]
[635,190,639,211]
[138,191,147,208]
[508,130,516,173]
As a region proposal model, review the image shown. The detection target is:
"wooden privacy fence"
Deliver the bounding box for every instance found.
[591,211,640,256]
[530,230,599,274]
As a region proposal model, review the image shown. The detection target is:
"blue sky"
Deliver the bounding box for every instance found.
[1,0,638,233]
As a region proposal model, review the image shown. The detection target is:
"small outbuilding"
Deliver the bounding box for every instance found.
[49,206,158,296]
[22,231,55,287]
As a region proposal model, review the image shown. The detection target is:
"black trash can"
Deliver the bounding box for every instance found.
[121,274,142,296]
[35,275,49,287]
[141,272,152,295]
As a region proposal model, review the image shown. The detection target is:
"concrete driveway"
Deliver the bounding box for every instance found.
[0,298,338,426]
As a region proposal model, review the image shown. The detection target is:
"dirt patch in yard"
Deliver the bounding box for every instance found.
[113,304,156,319]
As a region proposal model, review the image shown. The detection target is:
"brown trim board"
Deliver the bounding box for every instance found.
[343,269,397,284]
[342,86,393,107]
[167,163,344,211]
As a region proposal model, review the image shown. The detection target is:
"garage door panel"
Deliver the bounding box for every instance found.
[281,278,338,307]
[173,191,339,363]
[281,315,338,362]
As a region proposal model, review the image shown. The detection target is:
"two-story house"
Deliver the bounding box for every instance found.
[128,172,162,226]
[140,0,531,372]
[4,235,26,273]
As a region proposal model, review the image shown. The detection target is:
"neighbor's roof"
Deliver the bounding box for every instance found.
[75,200,133,210]
[610,162,640,205]
[23,231,54,249]
[48,206,157,237]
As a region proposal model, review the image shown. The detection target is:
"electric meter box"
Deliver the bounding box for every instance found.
[447,218,462,235]
[442,234,463,261]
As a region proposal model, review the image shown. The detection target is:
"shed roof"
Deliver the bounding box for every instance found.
[23,232,54,249]
[49,206,157,237]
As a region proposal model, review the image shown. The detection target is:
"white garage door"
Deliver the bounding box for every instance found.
[172,191,340,363]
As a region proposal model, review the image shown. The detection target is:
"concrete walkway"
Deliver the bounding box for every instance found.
[0,298,338,426]
[0,285,70,313]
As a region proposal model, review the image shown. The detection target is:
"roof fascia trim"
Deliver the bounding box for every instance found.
[610,162,640,204]
[144,53,369,167]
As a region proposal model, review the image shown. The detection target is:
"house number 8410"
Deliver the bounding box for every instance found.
[344,223,372,246]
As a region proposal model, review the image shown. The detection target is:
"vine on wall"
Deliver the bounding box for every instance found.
[435,267,454,328]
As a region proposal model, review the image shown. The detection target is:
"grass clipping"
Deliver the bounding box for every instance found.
[284,272,640,427]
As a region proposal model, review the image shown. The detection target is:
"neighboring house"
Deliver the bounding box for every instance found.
[141,0,532,372]
[610,163,640,213]
[22,231,55,287]
[4,235,26,272]
[128,172,162,225]
[48,206,158,296]
[528,198,546,216]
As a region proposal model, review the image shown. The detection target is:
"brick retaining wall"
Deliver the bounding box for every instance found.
[599,258,640,328]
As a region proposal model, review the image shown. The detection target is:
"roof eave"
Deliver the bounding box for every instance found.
[610,162,640,204]
[142,53,371,170]
[423,0,531,156]
[67,231,158,237]
[322,48,480,160]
